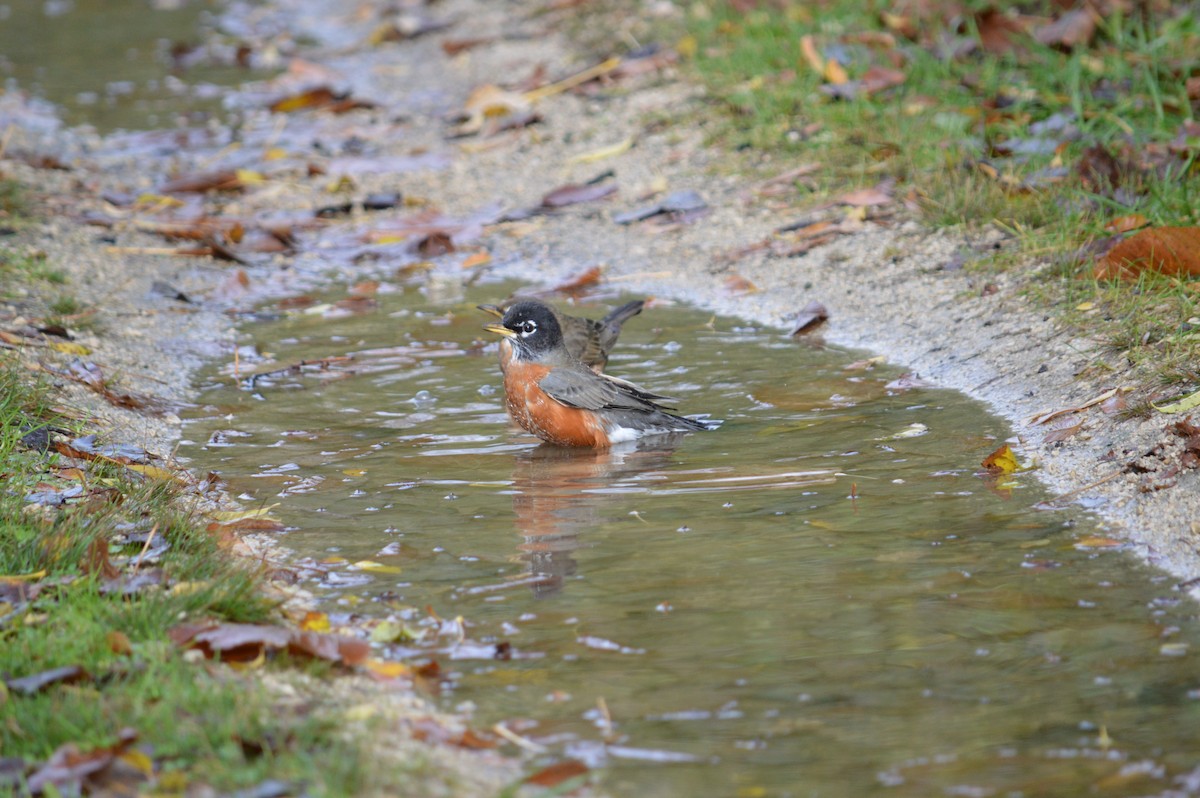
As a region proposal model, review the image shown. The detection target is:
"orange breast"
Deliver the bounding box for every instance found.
[503,361,610,448]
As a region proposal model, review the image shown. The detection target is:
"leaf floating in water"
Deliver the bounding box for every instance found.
[524,760,589,788]
[884,373,935,392]
[875,423,928,441]
[981,443,1020,474]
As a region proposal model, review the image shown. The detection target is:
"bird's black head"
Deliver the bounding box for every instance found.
[495,299,563,359]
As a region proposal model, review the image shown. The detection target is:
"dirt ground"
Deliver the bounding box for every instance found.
[3,0,1198,661]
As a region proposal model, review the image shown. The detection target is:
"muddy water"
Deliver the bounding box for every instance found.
[182,281,1200,797]
[0,0,253,131]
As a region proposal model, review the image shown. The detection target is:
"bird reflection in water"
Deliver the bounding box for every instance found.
[510,441,679,598]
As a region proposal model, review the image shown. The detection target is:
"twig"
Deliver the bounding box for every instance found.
[492,722,548,753]
[524,57,622,103]
[133,523,158,570]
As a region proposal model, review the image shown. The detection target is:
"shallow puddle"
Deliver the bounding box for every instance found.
[183,279,1200,796]
[0,0,254,131]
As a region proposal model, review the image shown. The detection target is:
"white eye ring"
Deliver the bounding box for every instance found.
[519,320,538,337]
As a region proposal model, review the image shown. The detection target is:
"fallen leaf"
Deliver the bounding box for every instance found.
[441,37,495,56]
[1034,8,1096,50]
[169,622,369,666]
[5,665,91,696]
[1153,387,1200,415]
[725,274,759,295]
[542,266,602,297]
[1075,535,1125,548]
[524,760,589,788]
[1094,227,1200,280]
[789,301,828,334]
[107,631,133,656]
[613,189,707,224]
[269,86,375,114]
[1104,214,1149,234]
[541,182,618,208]
[26,728,142,796]
[981,443,1019,474]
[975,8,1030,56]
[461,250,492,269]
[1043,420,1083,444]
[835,180,894,207]
[568,136,634,164]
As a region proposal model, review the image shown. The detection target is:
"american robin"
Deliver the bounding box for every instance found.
[477,298,644,373]
[483,299,718,448]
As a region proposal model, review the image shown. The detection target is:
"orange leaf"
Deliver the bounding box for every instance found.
[461,251,492,269]
[1094,227,1200,280]
[1104,214,1149,234]
[799,35,824,74]
[524,759,589,788]
[981,444,1019,474]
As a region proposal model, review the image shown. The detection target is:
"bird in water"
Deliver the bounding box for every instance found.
[483,299,718,448]
[477,298,643,373]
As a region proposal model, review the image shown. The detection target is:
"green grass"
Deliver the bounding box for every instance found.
[0,360,376,795]
[676,0,1200,397]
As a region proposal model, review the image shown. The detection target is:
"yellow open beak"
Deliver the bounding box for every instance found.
[483,322,516,339]
[476,303,504,318]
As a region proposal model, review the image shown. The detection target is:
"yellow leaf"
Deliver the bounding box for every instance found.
[676,34,698,59]
[171,581,212,596]
[263,147,288,161]
[0,570,47,583]
[1075,536,1125,548]
[342,468,367,476]
[235,169,265,186]
[126,463,181,482]
[370,619,425,643]
[981,443,1019,474]
[1153,387,1200,414]
[209,504,280,523]
[344,702,381,721]
[50,342,91,356]
[568,136,634,165]
[119,749,155,776]
[823,59,849,85]
[370,234,408,245]
[300,611,331,633]
[134,193,184,209]
[355,560,403,575]
[1075,301,1095,311]
[363,660,411,679]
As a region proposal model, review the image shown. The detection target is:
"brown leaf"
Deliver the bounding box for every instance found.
[544,266,602,297]
[1104,214,1149,234]
[1033,8,1096,50]
[524,760,589,788]
[789,301,829,335]
[211,268,253,303]
[1042,421,1083,444]
[975,9,1030,55]
[541,182,618,208]
[1099,393,1127,415]
[170,622,369,666]
[859,66,906,95]
[981,443,1019,474]
[835,180,893,207]
[83,537,120,580]
[441,37,495,56]
[107,631,133,656]
[26,728,141,796]
[1094,227,1200,280]
[5,665,91,696]
[724,274,759,295]
[416,232,456,257]
[206,517,287,534]
[158,169,244,194]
